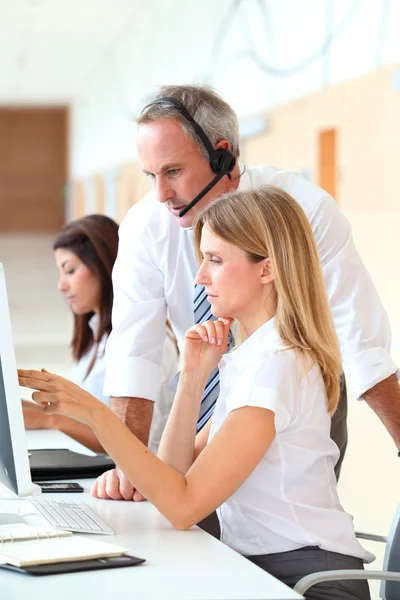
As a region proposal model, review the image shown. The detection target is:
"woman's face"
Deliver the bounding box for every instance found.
[54,248,101,315]
[195,225,273,324]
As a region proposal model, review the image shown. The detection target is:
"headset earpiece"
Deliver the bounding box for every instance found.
[211,148,236,176]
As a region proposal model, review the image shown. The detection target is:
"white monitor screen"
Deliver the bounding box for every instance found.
[0,263,39,497]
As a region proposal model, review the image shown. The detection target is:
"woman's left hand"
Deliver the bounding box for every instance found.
[18,369,104,425]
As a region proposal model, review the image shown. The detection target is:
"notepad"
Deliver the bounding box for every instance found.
[0,535,128,567]
[0,524,72,543]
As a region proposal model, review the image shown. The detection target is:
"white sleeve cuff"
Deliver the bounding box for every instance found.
[103,356,168,402]
[343,347,400,400]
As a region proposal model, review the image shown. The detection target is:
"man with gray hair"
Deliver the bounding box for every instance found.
[95,85,400,520]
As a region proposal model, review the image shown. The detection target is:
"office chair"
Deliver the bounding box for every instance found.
[294,505,400,599]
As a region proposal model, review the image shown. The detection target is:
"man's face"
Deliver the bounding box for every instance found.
[137,119,230,228]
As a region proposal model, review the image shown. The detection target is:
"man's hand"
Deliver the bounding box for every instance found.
[91,468,146,502]
[104,397,153,500]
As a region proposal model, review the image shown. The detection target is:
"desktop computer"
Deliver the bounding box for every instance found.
[0,263,114,534]
[0,264,41,499]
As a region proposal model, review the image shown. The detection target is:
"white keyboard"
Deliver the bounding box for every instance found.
[27,496,115,535]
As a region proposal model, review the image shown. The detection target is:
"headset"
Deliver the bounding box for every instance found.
[141,97,236,217]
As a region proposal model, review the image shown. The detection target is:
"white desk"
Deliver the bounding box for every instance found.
[0,430,303,600]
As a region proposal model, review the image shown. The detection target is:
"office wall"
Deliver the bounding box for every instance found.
[70,161,149,222]
[242,62,400,337]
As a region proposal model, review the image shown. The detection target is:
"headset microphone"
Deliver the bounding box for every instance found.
[178,172,225,218]
[141,97,236,218]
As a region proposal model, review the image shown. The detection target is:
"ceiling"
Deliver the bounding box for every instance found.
[1,0,399,113]
[0,0,142,104]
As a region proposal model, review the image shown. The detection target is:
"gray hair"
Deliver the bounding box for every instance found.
[137,84,240,162]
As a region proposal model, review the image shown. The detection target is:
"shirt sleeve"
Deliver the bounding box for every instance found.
[103,205,168,402]
[226,353,292,433]
[310,194,399,399]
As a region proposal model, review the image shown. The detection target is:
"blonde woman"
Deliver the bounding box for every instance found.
[19,186,372,599]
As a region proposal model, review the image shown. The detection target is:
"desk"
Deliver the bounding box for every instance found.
[0,430,303,600]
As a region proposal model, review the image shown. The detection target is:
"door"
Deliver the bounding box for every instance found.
[0,108,68,231]
[318,128,337,201]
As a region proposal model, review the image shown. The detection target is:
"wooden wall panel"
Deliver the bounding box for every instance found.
[72,181,85,219]
[0,107,68,231]
[94,173,105,214]
[116,163,136,223]
[70,164,149,223]
[116,162,149,222]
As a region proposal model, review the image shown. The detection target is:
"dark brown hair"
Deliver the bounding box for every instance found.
[53,215,119,364]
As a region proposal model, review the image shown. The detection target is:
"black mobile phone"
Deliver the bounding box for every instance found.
[36,482,84,493]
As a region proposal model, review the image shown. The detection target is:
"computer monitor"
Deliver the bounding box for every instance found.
[0,263,40,498]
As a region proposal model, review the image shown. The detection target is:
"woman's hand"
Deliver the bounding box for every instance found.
[22,399,54,430]
[18,368,106,426]
[182,318,234,376]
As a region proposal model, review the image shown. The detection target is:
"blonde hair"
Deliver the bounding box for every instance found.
[137,84,240,162]
[193,186,342,414]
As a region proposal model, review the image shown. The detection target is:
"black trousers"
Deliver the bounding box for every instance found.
[197,376,349,540]
[246,547,370,600]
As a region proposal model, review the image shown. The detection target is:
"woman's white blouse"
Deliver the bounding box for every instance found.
[209,318,374,562]
[71,315,178,454]
[70,316,109,406]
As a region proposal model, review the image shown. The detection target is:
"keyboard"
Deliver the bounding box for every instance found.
[27,496,115,535]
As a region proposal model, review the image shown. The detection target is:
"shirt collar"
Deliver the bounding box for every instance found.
[223,317,281,370]
[88,313,100,338]
[236,163,251,193]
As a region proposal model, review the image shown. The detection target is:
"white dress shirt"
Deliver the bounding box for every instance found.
[210,317,375,560]
[104,164,399,402]
[73,315,178,453]
[71,315,109,406]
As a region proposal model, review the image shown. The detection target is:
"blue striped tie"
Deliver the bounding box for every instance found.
[194,284,223,432]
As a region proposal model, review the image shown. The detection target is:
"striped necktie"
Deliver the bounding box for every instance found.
[194,284,222,432]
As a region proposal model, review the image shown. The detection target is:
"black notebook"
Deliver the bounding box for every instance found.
[0,534,145,576]
[0,554,145,576]
[29,449,115,480]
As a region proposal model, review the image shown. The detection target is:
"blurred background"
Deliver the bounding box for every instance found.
[0,1,399,596]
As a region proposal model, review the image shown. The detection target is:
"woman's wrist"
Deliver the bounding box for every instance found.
[90,401,112,430]
[46,412,59,429]
[176,369,210,409]
[180,367,209,388]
